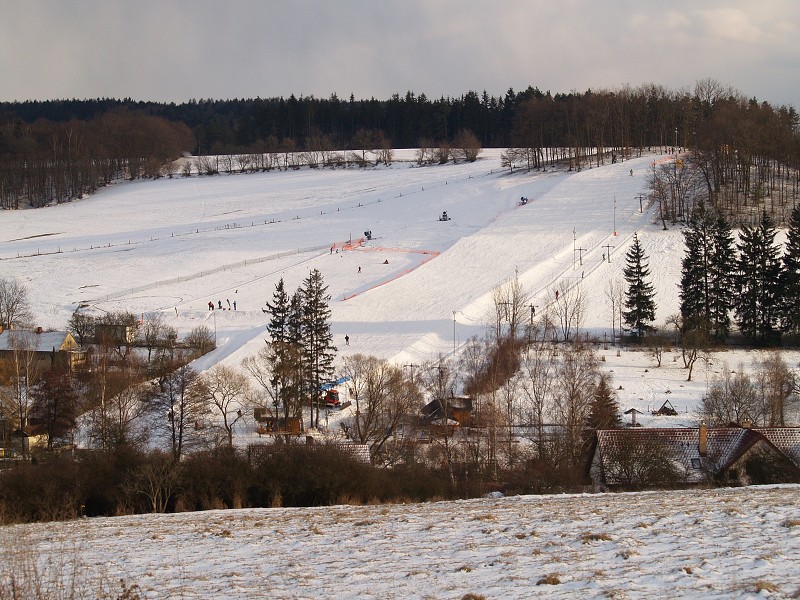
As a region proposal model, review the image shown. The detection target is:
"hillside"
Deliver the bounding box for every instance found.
[3,485,799,598]
[3,150,800,433]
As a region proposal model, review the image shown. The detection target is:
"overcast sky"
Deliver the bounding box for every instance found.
[2,0,798,107]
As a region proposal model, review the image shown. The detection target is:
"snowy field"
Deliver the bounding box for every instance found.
[3,484,800,599]
[4,148,796,432]
[4,151,800,597]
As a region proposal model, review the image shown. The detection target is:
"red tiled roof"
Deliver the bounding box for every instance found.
[594,427,800,485]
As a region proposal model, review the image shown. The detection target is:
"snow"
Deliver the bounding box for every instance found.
[4,485,800,598]
[3,149,799,431]
[4,151,800,596]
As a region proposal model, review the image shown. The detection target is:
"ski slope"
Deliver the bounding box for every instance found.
[3,149,798,426]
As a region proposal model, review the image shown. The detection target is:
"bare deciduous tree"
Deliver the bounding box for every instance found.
[552,280,585,343]
[342,354,419,465]
[194,364,253,447]
[0,278,33,329]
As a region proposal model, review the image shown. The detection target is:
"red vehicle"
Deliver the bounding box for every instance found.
[324,389,341,407]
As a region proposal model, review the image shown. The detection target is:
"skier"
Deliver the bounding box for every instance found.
[233,300,237,311]
[358,266,361,273]
[227,299,231,309]
[218,300,222,309]
[345,335,350,346]
[208,301,214,311]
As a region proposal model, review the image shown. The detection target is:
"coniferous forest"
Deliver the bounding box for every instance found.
[1,79,799,218]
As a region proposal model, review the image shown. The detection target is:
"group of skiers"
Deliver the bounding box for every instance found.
[208,299,236,311]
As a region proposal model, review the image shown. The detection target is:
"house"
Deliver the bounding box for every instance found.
[0,327,85,372]
[421,396,474,427]
[94,323,137,345]
[9,422,49,455]
[590,425,800,490]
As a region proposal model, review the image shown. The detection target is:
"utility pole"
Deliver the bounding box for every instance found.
[637,193,646,213]
[573,227,577,269]
[404,363,418,385]
[602,243,615,263]
[576,246,587,266]
[613,196,617,236]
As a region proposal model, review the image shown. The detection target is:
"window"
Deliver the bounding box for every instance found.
[690,458,701,469]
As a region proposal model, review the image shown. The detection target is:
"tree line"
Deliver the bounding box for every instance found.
[2,78,798,209]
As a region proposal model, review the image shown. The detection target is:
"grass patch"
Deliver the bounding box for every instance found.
[536,574,561,585]
[581,532,612,544]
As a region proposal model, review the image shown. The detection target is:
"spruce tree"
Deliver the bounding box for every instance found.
[266,278,290,344]
[623,233,657,339]
[679,203,734,341]
[781,205,800,335]
[264,278,303,422]
[301,269,337,429]
[586,375,622,431]
[709,213,736,339]
[734,211,782,345]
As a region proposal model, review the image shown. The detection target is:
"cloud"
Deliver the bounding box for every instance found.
[0,0,797,107]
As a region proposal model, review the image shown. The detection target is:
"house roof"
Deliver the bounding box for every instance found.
[0,330,73,353]
[422,396,473,417]
[594,427,800,486]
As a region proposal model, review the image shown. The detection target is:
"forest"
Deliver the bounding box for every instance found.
[1,79,799,218]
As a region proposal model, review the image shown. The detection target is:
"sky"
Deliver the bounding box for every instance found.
[2,0,798,107]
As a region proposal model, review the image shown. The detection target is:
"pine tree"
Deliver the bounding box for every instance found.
[679,203,734,341]
[734,211,782,345]
[781,205,800,335]
[301,269,336,429]
[623,233,657,339]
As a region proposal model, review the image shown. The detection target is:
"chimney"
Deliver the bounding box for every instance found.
[741,420,752,429]
[699,422,708,457]
[36,326,43,334]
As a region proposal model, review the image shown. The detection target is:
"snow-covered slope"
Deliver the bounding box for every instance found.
[4,485,799,599]
[2,150,799,427]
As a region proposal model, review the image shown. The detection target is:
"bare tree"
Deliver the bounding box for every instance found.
[4,330,41,438]
[754,352,795,427]
[605,278,624,343]
[150,360,204,461]
[140,313,175,363]
[342,354,419,465]
[519,320,558,458]
[453,128,482,162]
[551,280,585,342]
[67,311,95,346]
[125,451,179,513]
[194,364,253,447]
[185,325,215,357]
[490,272,531,344]
[0,278,33,329]
[701,364,759,426]
[30,370,78,449]
[552,343,599,465]
[602,433,682,489]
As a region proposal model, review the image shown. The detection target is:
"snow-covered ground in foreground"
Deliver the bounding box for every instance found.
[2,149,800,435]
[4,485,799,599]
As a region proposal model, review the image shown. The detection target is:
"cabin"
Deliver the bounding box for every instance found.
[421,396,474,427]
[590,425,800,490]
[94,323,137,345]
[0,327,85,372]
